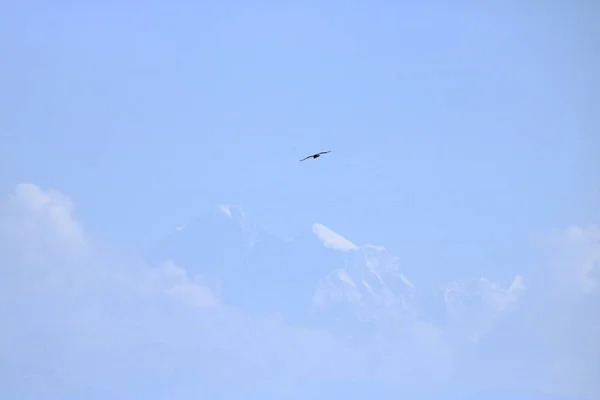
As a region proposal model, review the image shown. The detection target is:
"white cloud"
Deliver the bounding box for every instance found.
[0,183,598,399]
[0,183,86,264]
[145,261,221,308]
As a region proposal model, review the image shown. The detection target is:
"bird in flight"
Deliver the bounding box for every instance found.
[299,151,331,162]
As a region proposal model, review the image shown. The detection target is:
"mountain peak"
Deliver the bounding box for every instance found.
[218,204,246,220]
[312,223,358,252]
[149,205,522,341]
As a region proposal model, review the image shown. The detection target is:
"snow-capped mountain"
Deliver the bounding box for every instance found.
[146,205,340,321]
[311,225,416,324]
[146,205,523,335]
[440,275,525,343]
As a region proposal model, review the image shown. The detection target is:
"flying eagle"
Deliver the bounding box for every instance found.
[299,151,331,162]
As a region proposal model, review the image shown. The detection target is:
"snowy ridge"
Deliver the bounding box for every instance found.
[312,228,416,323]
[149,206,526,336]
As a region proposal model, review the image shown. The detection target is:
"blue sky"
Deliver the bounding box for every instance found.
[1,1,598,399]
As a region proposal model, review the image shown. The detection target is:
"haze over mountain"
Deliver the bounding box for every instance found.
[146,203,524,336]
[1,184,598,399]
[2,1,597,398]
[144,201,538,380]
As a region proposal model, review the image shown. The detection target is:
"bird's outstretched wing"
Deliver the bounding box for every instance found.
[299,150,331,162]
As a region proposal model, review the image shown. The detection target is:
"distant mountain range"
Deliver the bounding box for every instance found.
[145,204,524,339]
